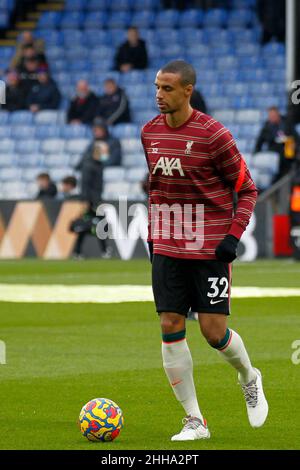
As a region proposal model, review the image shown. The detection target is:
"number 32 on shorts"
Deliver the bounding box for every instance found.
[207,277,229,299]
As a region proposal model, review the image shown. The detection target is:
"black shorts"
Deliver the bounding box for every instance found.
[152,254,231,316]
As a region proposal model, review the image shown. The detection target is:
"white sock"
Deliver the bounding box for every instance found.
[217,329,257,384]
[162,338,203,420]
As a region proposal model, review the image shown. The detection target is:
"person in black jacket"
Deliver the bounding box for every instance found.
[97,78,131,125]
[67,80,99,125]
[36,173,57,199]
[254,106,298,178]
[257,0,286,44]
[27,70,61,112]
[114,27,148,72]
[3,71,26,112]
[190,89,207,114]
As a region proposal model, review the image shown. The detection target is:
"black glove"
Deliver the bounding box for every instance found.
[215,235,239,263]
[148,241,153,263]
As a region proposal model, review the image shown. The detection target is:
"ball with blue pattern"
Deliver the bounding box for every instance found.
[79,398,124,442]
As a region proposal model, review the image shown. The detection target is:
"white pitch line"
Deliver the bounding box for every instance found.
[0,284,299,303]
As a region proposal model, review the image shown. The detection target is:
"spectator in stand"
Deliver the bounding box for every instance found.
[16,45,48,75]
[257,0,286,44]
[97,78,131,125]
[67,80,99,125]
[191,89,207,114]
[114,27,148,72]
[57,176,78,200]
[36,173,57,199]
[3,71,26,112]
[18,57,39,95]
[77,117,122,174]
[26,70,60,112]
[10,30,45,70]
[254,106,299,178]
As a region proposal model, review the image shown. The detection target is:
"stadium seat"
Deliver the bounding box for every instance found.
[10,125,36,140]
[213,110,236,124]
[122,153,146,168]
[0,153,15,167]
[65,138,90,154]
[60,125,91,139]
[235,109,262,123]
[112,124,140,139]
[60,11,84,29]
[103,166,126,183]
[203,9,228,28]
[45,154,70,168]
[107,12,132,29]
[41,138,65,154]
[38,11,62,28]
[0,112,9,126]
[126,167,147,183]
[85,0,109,11]
[35,125,61,139]
[156,10,180,28]
[9,111,33,125]
[0,167,22,181]
[227,9,254,28]
[16,139,40,154]
[178,9,204,28]
[131,11,155,29]
[35,111,61,125]
[83,11,108,29]
[21,167,45,183]
[103,182,130,200]
[252,152,280,175]
[0,126,11,138]
[120,138,143,155]
[0,138,15,153]
[50,168,74,182]
[17,153,42,168]
[65,0,85,10]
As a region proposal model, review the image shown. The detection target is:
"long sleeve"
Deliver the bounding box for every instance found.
[210,126,258,240]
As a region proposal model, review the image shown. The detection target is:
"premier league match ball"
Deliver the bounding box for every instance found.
[78,398,124,442]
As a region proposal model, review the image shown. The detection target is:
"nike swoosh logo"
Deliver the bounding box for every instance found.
[171,380,182,387]
[210,299,224,305]
[151,142,160,146]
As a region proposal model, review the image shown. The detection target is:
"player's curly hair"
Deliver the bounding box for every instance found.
[160,60,196,86]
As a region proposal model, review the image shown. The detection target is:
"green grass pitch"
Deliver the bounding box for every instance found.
[0,259,299,450]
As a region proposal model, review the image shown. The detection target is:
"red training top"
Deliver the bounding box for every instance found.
[141,109,258,259]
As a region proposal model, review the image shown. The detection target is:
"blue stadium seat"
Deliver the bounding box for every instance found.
[206,96,232,110]
[227,9,254,28]
[0,153,15,167]
[211,44,234,57]
[35,111,61,125]
[61,30,84,46]
[90,47,114,61]
[9,111,33,125]
[155,28,181,46]
[10,126,36,140]
[252,96,280,109]
[235,44,260,57]
[65,47,89,60]
[35,30,63,46]
[180,28,206,47]
[0,46,14,59]
[35,125,61,139]
[86,0,109,11]
[60,11,84,29]
[67,59,92,72]
[231,96,254,109]
[203,9,228,28]
[0,0,15,10]
[0,126,11,138]
[84,30,112,46]
[120,138,143,155]
[235,109,262,123]
[262,42,285,56]
[0,12,8,27]
[48,59,66,73]
[38,11,62,28]
[16,153,42,168]
[161,44,184,59]
[50,168,74,182]
[156,10,180,28]
[134,110,156,125]
[45,154,70,168]
[213,109,236,125]
[120,70,146,86]
[132,0,160,10]
[61,125,91,139]
[122,152,146,168]
[216,56,238,70]
[41,138,65,154]
[16,139,40,154]
[178,9,204,28]
[0,167,22,181]
[110,28,126,47]
[110,0,133,11]
[65,0,85,10]
[103,166,126,183]
[112,124,140,139]
[0,138,15,153]
[131,11,155,28]
[0,112,9,125]
[47,46,64,60]
[65,138,90,154]
[126,167,148,183]
[83,11,108,29]
[107,12,132,29]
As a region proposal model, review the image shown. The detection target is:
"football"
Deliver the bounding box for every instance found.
[78,398,124,442]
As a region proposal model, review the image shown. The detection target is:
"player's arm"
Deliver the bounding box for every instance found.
[210,125,258,262]
[141,130,153,262]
